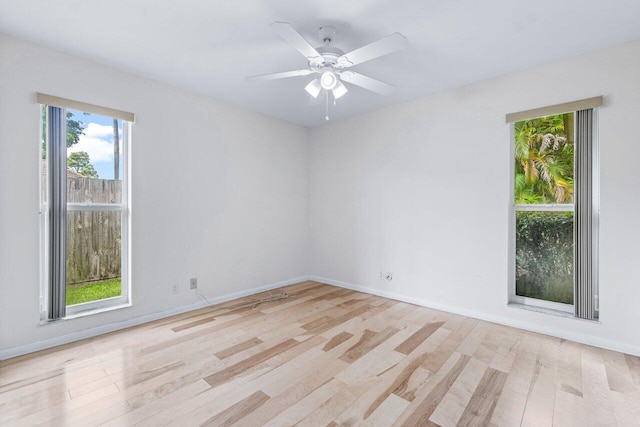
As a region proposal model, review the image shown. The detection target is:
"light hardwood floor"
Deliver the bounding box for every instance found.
[1,281,639,426]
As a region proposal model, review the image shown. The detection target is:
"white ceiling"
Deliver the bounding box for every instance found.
[1,0,640,128]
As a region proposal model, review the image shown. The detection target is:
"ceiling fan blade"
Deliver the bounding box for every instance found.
[339,71,396,96]
[246,69,314,81]
[270,22,323,65]
[337,33,408,68]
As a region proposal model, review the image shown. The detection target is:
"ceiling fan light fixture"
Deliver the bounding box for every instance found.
[332,80,348,99]
[305,79,322,98]
[320,71,337,90]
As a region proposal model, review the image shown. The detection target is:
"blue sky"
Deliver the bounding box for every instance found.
[66,109,123,180]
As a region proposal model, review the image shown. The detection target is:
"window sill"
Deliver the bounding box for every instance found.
[507,302,600,323]
[39,302,132,325]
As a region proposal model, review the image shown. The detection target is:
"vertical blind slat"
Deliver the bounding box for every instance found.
[575,109,596,320]
[48,106,67,320]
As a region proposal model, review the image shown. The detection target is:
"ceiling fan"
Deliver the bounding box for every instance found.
[247,22,408,119]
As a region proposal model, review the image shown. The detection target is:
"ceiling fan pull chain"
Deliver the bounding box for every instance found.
[325,91,329,121]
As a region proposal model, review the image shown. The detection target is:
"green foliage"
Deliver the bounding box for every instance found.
[514,114,574,204]
[66,278,122,306]
[515,211,573,304]
[66,112,86,147]
[67,151,99,178]
[41,106,88,158]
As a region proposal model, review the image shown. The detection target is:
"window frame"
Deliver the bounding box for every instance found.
[66,121,131,317]
[507,107,599,317]
[38,97,133,321]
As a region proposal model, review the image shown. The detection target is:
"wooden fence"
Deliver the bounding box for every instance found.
[64,177,122,284]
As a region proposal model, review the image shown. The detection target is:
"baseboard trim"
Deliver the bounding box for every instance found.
[310,276,640,357]
[0,276,310,361]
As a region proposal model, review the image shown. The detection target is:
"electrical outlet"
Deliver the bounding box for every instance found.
[171,283,179,295]
[379,272,385,279]
[190,277,198,290]
[385,272,393,281]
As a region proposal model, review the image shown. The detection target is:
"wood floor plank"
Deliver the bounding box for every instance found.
[241,333,364,425]
[552,338,585,427]
[103,380,211,426]
[624,354,640,387]
[200,390,269,427]
[124,359,222,409]
[553,389,590,427]
[303,304,374,336]
[332,345,434,426]
[67,399,133,427]
[581,357,618,427]
[339,327,399,364]
[600,348,637,394]
[0,364,107,407]
[234,357,348,426]
[14,383,120,425]
[489,332,538,427]
[204,339,299,388]
[43,393,132,427]
[162,381,266,426]
[429,357,490,426]
[171,312,222,332]
[296,380,374,426]
[520,335,560,427]
[68,374,118,400]
[611,388,640,426]
[363,322,450,420]
[256,340,337,397]
[393,352,471,426]
[421,317,478,374]
[394,321,445,355]
[473,325,506,365]
[457,367,508,426]
[322,331,354,352]
[1,282,638,427]
[259,285,343,316]
[264,378,346,426]
[137,369,273,426]
[214,337,263,360]
[360,393,410,427]
[333,329,410,386]
[457,321,492,356]
[364,351,431,418]
[0,385,72,423]
[139,311,265,356]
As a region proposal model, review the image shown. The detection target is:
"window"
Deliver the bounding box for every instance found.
[38,93,134,320]
[507,97,601,320]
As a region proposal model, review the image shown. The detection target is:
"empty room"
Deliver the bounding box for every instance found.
[1,1,639,425]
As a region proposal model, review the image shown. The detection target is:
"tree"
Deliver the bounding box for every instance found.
[515,211,574,304]
[66,112,86,147]
[514,114,574,204]
[41,107,88,158]
[67,151,99,178]
[514,114,575,304]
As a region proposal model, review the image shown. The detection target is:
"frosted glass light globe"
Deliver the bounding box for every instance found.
[320,71,337,90]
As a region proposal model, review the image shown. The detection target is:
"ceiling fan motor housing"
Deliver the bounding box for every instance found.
[312,26,348,69]
[310,46,345,69]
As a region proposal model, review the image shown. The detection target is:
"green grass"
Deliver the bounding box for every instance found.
[66,278,122,306]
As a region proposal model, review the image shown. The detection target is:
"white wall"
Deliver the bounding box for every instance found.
[0,34,309,357]
[309,40,640,356]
